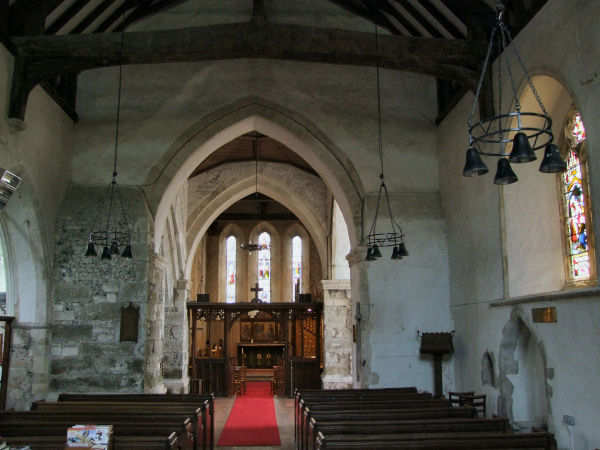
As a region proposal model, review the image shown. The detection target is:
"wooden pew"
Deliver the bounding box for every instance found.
[315,430,558,449]
[293,388,423,445]
[299,397,451,449]
[307,417,509,450]
[5,432,180,450]
[32,400,208,450]
[57,393,215,450]
[300,404,474,450]
[0,412,194,450]
[295,390,432,441]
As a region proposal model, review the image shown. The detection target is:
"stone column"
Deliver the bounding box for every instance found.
[321,279,353,389]
[144,253,166,393]
[346,246,370,388]
[163,278,191,393]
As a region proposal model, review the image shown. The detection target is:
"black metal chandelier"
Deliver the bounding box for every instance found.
[463,2,566,185]
[85,31,132,260]
[240,134,269,253]
[365,7,408,262]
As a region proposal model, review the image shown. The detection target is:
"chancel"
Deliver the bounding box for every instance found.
[0,1,599,448]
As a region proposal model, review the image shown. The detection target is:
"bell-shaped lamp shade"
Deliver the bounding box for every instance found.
[463,147,489,177]
[100,246,112,260]
[121,245,133,259]
[366,247,375,261]
[398,242,409,257]
[391,246,402,260]
[539,143,567,173]
[509,132,537,163]
[85,243,97,257]
[109,240,120,255]
[372,244,382,259]
[494,158,518,185]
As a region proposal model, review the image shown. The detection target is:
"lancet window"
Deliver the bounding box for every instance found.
[560,110,595,283]
[257,232,271,302]
[292,236,302,301]
[225,235,236,303]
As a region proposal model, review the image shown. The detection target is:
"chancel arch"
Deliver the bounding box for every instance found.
[149,97,364,256]
[185,164,328,282]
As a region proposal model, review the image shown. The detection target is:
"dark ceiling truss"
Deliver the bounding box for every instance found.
[3,0,547,123]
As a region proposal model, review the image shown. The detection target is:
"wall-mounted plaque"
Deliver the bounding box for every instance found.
[120,304,139,342]
[531,307,557,323]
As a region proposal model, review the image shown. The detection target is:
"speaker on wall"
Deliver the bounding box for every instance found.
[196,294,209,302]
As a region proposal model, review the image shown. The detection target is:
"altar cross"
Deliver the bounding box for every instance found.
[250,282,263,303]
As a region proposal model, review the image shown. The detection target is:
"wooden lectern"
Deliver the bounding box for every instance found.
[419,332,454,397]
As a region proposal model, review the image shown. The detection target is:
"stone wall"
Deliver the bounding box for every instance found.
[49,185,150,394]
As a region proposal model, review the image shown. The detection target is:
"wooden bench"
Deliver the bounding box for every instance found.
[300,404,474,450]
[306,417,509,450]
[0,411,195,450]
[33,400,209,450]
[4,432,180,450]
[315,430,558,449]
[294,388,425,444]
[298,397,451,449]
[57,393,215,449]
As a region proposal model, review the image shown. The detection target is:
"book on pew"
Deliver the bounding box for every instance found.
[66,425,112,449]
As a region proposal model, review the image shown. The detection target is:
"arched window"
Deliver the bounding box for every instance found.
[225,236,237,303]
[292,236,302,301]
[257,232,271,302]
[560,109,595,283]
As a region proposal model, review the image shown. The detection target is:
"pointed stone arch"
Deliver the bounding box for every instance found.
[185,168,328,281]
[498,308,553,429]
[147,96,364,256]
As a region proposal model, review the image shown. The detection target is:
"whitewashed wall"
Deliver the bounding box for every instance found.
[438,1,600,447]
[0,44,74,408]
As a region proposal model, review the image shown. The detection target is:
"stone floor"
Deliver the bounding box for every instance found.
[214,394,295,450]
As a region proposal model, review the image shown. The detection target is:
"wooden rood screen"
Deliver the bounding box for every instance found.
[187,302,322,396]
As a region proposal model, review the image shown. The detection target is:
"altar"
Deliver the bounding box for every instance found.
[238,343,285,368]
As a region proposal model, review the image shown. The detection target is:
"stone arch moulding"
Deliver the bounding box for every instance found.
[0,174,51,324]
[185,176,327,281]
[146,96,364,254]
[498,308,553,428]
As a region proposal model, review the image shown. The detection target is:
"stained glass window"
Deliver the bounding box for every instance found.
[562,112,590,280]
[225,236,236,303]
[257,232,271,302]
[292,236,302,301]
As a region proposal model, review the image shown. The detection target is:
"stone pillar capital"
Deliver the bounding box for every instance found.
[176,279,191,292]
[346,246,369,267]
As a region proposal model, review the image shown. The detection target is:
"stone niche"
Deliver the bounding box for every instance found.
[321,279,353,389]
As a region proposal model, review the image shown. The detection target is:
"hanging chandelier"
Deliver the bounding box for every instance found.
[240,134,269,253]
[365,3,408,262]
[85,30,132,259]
[463,2,566,184]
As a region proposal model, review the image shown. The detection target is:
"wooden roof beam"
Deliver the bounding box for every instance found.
[8,21,486,121]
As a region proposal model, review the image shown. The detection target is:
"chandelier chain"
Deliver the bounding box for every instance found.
[502,22,549,117]
[113,30,125,178]
[374,11,384,179]
[468,25,498,129]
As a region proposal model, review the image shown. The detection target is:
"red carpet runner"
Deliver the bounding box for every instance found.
[217,381,281,447]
